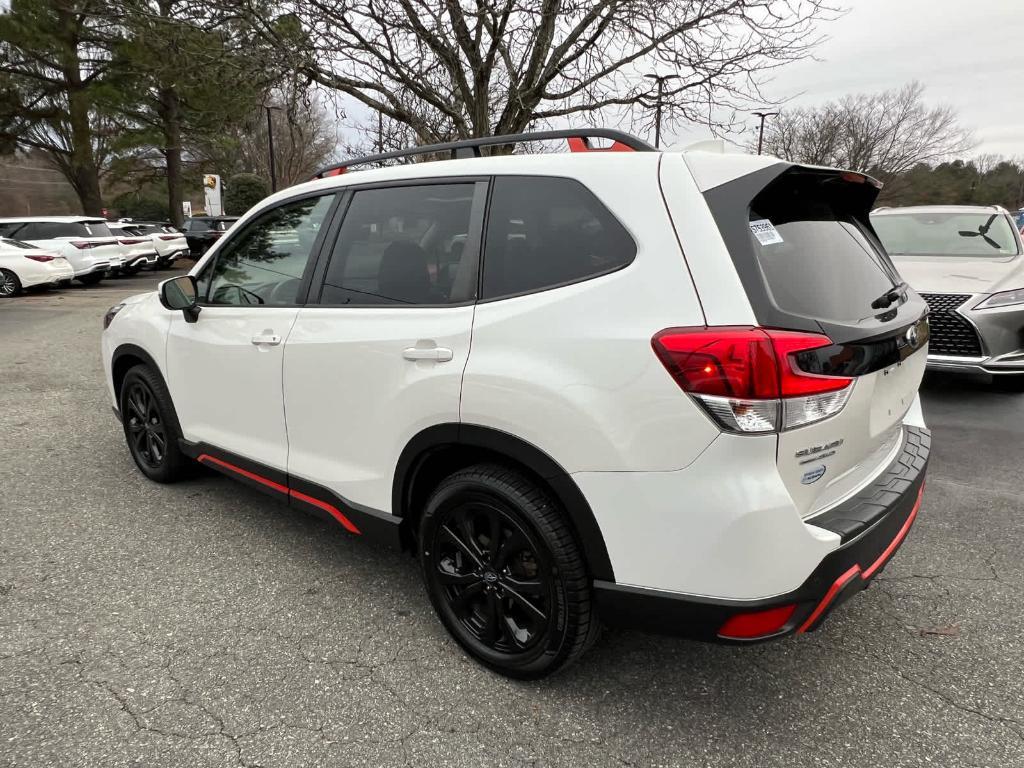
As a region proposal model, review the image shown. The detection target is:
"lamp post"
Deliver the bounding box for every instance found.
[644,73,680,149]
[752,111,779,155]
[263,104,282,192]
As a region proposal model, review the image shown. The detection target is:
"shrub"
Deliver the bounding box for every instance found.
[223,173,269,216]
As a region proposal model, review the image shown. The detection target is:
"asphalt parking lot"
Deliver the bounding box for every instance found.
[1,270,1022,768]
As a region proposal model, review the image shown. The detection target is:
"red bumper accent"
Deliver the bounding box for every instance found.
[797,483,924,634]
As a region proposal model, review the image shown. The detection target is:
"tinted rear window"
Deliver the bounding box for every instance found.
[481,176,635,300]
[748,174,898,323]
[84,221,113,237]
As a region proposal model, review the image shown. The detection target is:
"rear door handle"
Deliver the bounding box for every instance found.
[403,346,454,362]
[251,332,282,346]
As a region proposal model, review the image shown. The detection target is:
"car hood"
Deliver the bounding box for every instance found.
[891,254,1024,295]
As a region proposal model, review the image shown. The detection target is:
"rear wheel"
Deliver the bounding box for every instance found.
[77,272,104,286]
[119,365,190,483]
[419,464,598,679]
[0,269,21,297]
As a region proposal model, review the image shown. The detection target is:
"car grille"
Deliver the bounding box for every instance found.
[919,293,984,357]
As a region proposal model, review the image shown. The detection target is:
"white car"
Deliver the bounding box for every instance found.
[102,129,931,678]
[0,216,123,284]
[118,220,189,269]
[107,222,160,274]
[0,238,74,297]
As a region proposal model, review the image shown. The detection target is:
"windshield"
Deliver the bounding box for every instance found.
[872,212,1020,257]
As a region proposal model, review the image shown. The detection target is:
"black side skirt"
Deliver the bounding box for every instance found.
[178,439,402,549]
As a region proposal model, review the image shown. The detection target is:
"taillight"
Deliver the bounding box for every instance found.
[70,241,94,249]
[24,253,56,262]
[118,238,144,245]
[652,327,853,433]
[158,234,179,241]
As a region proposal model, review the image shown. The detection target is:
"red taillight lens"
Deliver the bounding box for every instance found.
[652,327,854,433]
[158,234,179,240]
[118,238,144,245]
[70,240,94,249]
[24,253,56,262]
[718,604,797,640]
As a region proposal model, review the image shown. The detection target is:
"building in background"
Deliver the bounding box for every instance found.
[0,151,80,216]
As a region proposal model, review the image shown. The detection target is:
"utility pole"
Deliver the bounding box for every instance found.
[264,105,279,192]
[644,73,680,149]
[752,111,779,155]
[377,110,384,155]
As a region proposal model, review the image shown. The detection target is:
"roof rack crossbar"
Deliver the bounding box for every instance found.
[313,128,654,179]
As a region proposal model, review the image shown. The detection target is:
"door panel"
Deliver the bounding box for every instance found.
[283,306,475,512]
[167,307,299,471]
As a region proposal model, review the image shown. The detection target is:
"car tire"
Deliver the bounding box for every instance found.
[119,364,191,483]
[0,268,22,297]
[993,375,1024,392]
[419,464,599,679]
[77,272,104,286]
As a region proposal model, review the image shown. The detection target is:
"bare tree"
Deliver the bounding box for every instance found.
[759,81,975,186]
[226,0,841,147]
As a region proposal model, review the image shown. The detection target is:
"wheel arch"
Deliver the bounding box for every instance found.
[394,424,615,582]
[111,343,165,403]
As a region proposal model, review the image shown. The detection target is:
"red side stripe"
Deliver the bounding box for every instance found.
[197,454,289,494]
[197,453,361,535]
[861,484,924,580]
[288,489,361,535]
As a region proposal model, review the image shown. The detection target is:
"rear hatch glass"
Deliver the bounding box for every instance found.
[749,178,901,323]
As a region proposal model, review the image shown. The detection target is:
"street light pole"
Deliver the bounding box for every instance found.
[752,110,779,155]
[264,105,277,193]
[644,73,680,149]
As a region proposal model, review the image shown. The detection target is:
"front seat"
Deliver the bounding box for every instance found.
[377,241,434,304]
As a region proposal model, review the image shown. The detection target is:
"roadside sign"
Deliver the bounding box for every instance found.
[182,201,192,218]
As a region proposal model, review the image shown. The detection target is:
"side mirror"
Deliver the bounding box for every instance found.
[159,275,201,323]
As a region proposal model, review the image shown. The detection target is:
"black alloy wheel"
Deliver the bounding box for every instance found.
[420,465,599,678]
[118,365,190,483]
[123,380,167,470]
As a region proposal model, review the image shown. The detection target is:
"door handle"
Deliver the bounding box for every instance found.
[251,332,282,346]
[403,346,454,362]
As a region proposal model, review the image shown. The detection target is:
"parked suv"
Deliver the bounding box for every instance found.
[102,130,931,678]
[0,216,123,284]
[182,215,238,256]
[872,205,1024,379]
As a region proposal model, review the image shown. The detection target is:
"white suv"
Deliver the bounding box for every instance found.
[0,216,124,284]
[101,130,931,678]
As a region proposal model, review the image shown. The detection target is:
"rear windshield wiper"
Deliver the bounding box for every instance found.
[871,281,909,310]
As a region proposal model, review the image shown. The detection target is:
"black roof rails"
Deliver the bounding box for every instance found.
[313,128,655,179]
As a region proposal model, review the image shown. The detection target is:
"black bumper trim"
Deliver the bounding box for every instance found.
[594,426,930,643]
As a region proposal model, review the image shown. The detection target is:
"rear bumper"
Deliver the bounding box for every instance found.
[594,426,930,642]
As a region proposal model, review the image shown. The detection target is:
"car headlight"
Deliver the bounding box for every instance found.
[103,303,125,329]
[975,289,1024,309]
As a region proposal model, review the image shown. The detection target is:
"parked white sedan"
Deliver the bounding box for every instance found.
[0,238,74,297]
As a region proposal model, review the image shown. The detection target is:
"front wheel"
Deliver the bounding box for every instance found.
[119,365,191,483]
[419,464,599,679]
[0,268,22,297]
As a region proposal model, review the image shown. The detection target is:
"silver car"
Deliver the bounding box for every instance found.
[871,205,1024,379]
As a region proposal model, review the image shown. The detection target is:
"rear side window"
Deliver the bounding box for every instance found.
[481,176,635,300]
[747,174,898,323]
[17,222,87,239]
[319,184,477,306]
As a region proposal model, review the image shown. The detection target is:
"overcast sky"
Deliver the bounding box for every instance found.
[666,0,1023,157]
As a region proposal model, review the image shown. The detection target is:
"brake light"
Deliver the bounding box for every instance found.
[24,253,55,262]
[118,238,145,245]
[652,327,853,433]
[158,234,181,241]
[70,241,95,249]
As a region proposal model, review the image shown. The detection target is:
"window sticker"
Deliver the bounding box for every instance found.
[750,218,784,246]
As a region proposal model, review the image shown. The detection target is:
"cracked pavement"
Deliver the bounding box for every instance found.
[2,270,1022,767]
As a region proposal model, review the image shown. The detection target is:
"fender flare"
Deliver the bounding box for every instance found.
[394,423,615,582]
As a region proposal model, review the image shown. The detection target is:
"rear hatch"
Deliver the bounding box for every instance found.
[700,165,929,519]
[60,220,122,266]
